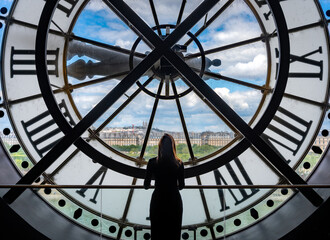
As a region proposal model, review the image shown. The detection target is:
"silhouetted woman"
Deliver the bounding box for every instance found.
[144,134,185,240]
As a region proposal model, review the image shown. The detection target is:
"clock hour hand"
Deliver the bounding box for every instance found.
[67,40,221,81]
[67,40,142,80]
[67,40,145,61]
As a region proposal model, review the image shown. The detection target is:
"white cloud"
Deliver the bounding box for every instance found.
[213,20,258,44]
[221,54,267,79]
[86,0,105,12]
[73,94,102,111]
[214,87,260,112]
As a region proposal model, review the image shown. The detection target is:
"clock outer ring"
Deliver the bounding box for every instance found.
[35,0,290,178]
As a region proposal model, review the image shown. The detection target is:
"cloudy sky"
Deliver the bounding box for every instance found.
[1,0,330,133]
[69,0,268,133]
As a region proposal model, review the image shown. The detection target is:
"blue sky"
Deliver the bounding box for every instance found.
[0,0,329,133]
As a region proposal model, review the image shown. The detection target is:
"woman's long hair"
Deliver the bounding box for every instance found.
[157,134,181,166]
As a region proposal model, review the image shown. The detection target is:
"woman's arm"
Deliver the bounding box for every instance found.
[144,160,153,189]
[178,162,185,190]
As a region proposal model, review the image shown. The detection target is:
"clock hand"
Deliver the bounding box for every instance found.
[67,40,146,62]
[69,34,147,59]
[67,59,133,81]
[3,0,220,204]
[163,47,324,207]
[67,40,221,81]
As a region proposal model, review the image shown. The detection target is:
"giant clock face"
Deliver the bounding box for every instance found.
[0,0,329,239]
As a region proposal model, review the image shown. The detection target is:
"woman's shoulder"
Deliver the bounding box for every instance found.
[148,157,157,166]
[149,157,157,162]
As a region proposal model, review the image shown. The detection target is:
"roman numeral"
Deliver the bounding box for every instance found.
[57,0,79,17]
[21,100,75,157]
[254,0,288,20]
[43,0,79,17]
[289,47,323,80]
[10,47,59,78]
[76,166,108,204]
[276,47,323,81]
[261,106,312,161]
[213,158,259,211]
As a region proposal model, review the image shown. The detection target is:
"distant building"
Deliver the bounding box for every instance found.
[313,135,330,152]
[0,132,19,145]
[1,127,329,152]
[100,126,235,147]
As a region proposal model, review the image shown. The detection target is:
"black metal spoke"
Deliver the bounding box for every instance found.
[102,0,155,50]
[139,81,164,161]
[193,68,271,92]
[283,93,330,108]
[51,19,65,35]
[106,0,219,52]
[66,70,131,92]
[0,15,65,37]
[41,148,81,184]
[184,0,235,46]
[165,77,170,97]
[195,175,216,239]
[163,50,323,206]
[117,178,137,239]
[0,15,147,59]
[185,35,267,60]
[0,88,63,108]
[171,78,195,162]
[94,76,154,134]
[176,0,186,26]
[186,22,322,60]
[191,87,239,134]
[149,0,161,36]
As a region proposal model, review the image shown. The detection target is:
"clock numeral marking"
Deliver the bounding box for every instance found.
[57,0,79,17]
[42,0,79,17]
[254,0,288,20]
[76,166,108,204]
[213,158,259,211]
[276,47,323,81]
[261,106,312,161]
[10,47,59,78]
[21,100,75,157]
